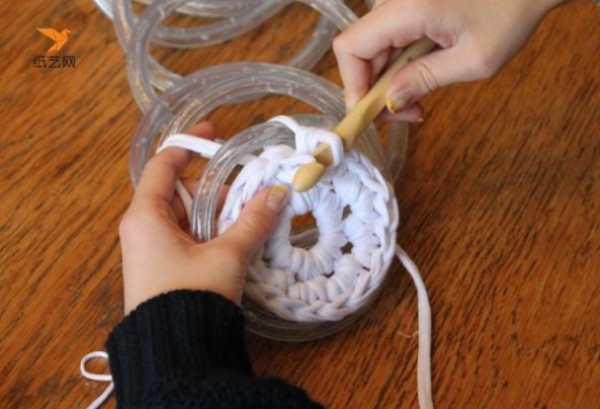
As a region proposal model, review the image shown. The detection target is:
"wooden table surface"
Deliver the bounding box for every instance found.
[1,1,599,408]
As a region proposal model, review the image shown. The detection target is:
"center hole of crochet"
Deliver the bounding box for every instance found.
[291,212,316,231]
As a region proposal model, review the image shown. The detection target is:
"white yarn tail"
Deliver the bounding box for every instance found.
[396,245,434,409]
[80,351,114,409]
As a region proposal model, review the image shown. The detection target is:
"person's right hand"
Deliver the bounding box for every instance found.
[334,0,566,121]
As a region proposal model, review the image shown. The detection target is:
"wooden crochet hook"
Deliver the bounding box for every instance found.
[292,37,437,192]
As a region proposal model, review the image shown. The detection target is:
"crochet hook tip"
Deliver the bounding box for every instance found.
[292,162,326,192]
[313,142,334,166]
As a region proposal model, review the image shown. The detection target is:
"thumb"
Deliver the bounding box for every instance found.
[214,185,289,262]
[386,45,484,113]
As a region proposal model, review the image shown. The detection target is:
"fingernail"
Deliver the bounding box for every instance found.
[386,92,409,114]
[266,185,289,211]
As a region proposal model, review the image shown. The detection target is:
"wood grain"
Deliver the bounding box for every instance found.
[1,1,599,408]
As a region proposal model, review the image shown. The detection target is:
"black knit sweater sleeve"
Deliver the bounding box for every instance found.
[106,290,323,409]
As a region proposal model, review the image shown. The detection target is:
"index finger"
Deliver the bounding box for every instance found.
[333,2,422,107]
[133,147,193,206]
[133,122,216,206]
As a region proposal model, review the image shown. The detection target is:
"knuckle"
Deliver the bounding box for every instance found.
[332,33,350,56]
[412,59,441,93]
[118,208,152,241]
[467,48,498,79]
[118,212,139,242]
[148,153,172,169]
[240,211,272,237]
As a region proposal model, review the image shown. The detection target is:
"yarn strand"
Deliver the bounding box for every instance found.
[80,351,114,409]
[396,245,434,409]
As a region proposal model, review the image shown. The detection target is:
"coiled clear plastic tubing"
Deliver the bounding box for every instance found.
[94,0,266,19]
[120,0,355,109]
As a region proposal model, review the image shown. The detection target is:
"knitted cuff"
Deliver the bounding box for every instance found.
[106,290,253,407]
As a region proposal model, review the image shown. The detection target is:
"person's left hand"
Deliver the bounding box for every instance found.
[118,122,289,313]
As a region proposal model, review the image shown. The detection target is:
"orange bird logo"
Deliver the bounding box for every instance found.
[37,28,71,52]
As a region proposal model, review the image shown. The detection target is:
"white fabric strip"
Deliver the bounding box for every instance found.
[80,351,114,409]
[269,115,345,165]
[157,134,256,166]
[396,245,434,409]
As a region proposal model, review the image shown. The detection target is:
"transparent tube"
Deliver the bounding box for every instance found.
[121,0,355,107]
[129,62,397,340]
[94,0,266,20]
[112,0,293,49]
